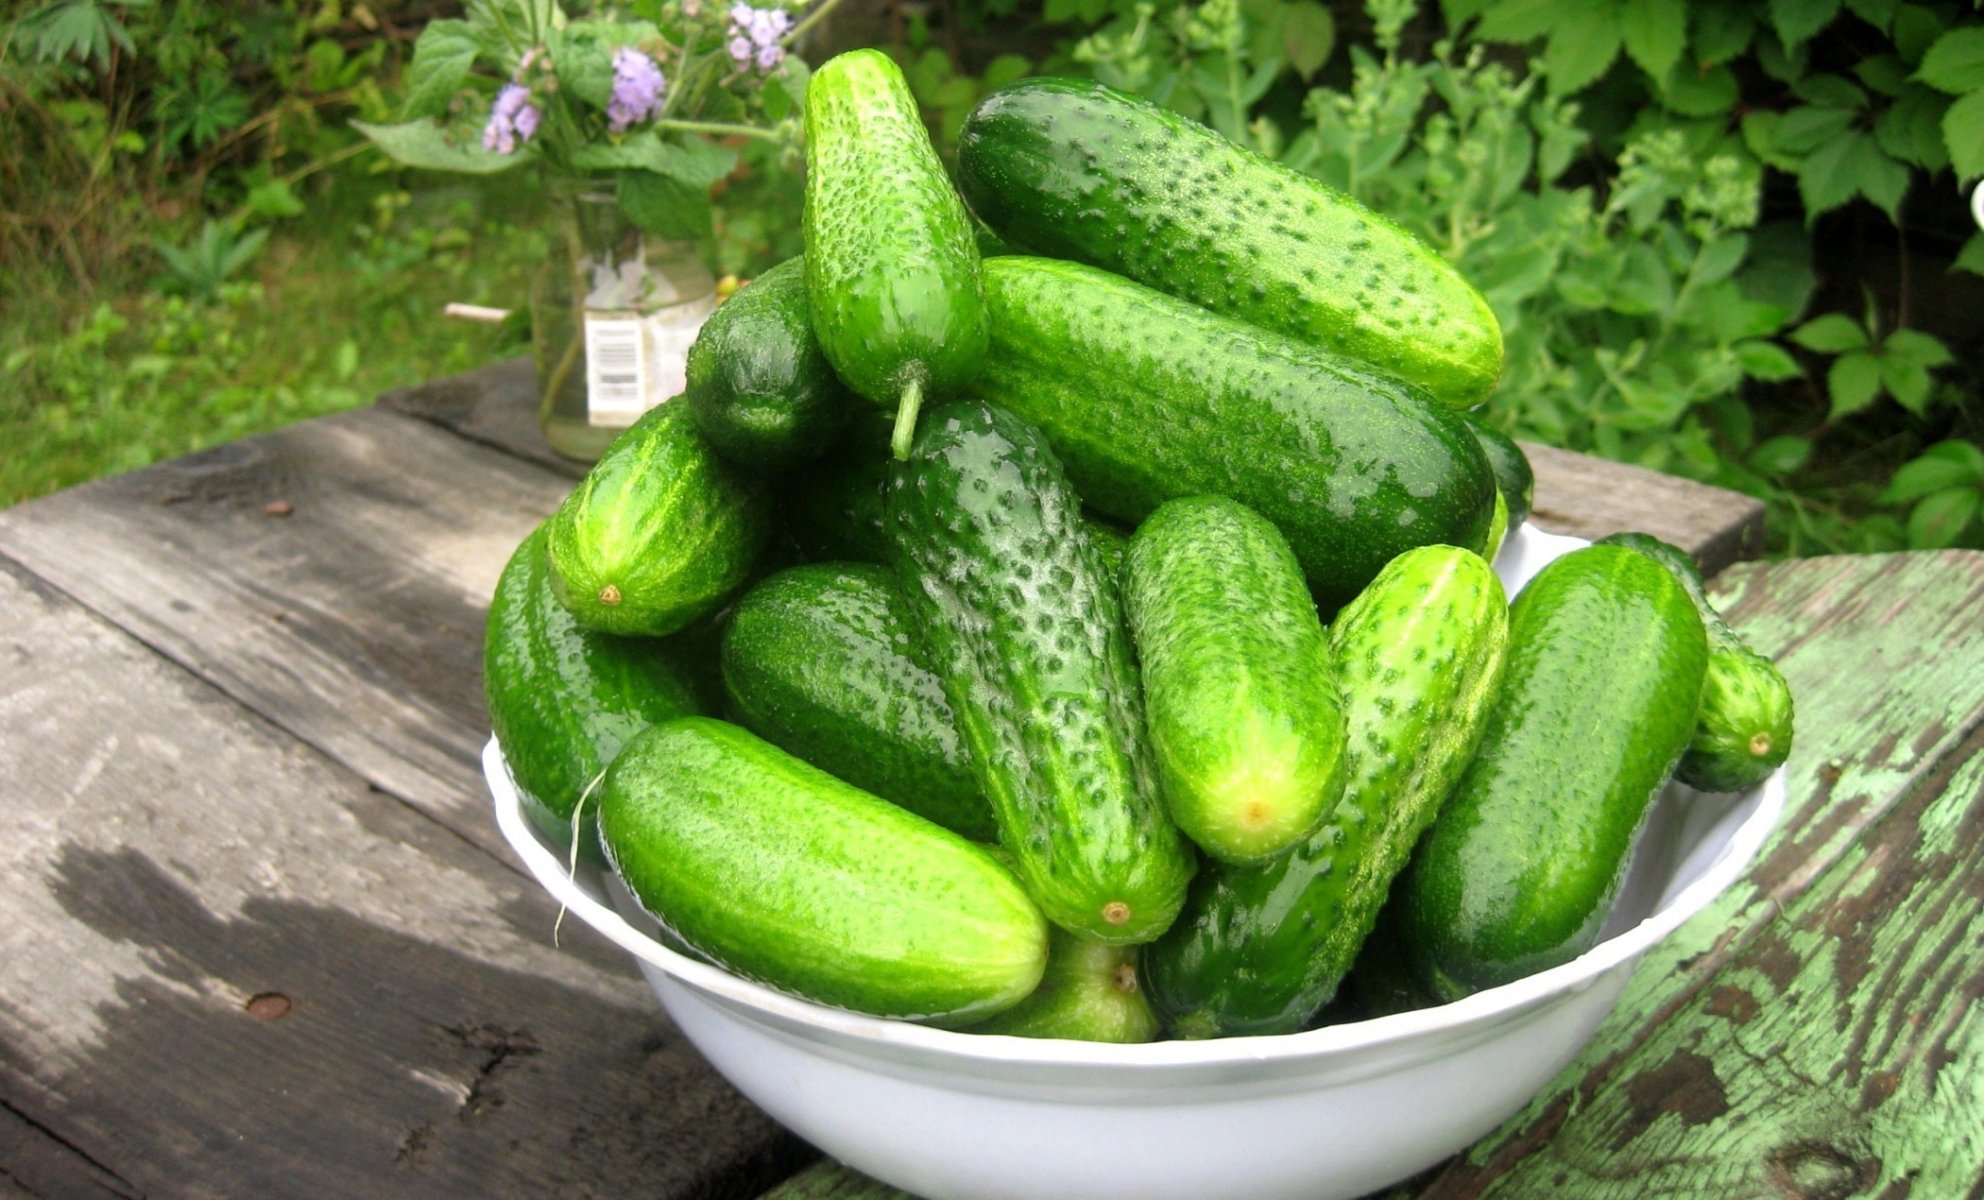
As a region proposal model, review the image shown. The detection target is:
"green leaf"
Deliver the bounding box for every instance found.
[1882,454,1984,503]
[1474,0,1560,42]
[1953,231,1984,276]
[403,20,482,120]
[573,133,739,188]
[619,170,713,240]
[1545,9,1623,93]
[1876,84,1953,169]
[1794,72,1868,108]
[1853,53,1910,97]
[1608,241,1676,316]
[1944,89,1984,178]
[1282,1,1335,80]
[1883,327,1955,369]
[1906,487,1980,548]
[1798,130,1908,220]
[1735,339,1804,381]
[1826,351,1883,419]
[1916,27,1984,93]
[1696,232,1750,286]
[1659,63,1738,115]
[1770,0,1843,47]
[1621,0,1686,80]
[245,178,306,219]
[1749,434,1812,475]
[1880,354,1932,413]
[1692,5,1754,67]
[1891,3,1942,63]
[350,118,530,174]
[1846,0,1896,31]
[1772,104,1858,154]
[1791,311,1869,351]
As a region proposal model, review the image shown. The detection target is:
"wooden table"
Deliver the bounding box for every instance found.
[1,357,1977,1198]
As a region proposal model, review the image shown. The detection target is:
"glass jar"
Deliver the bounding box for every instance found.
[530,185,718,462]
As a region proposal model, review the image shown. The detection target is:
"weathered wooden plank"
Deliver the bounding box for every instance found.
[0,407,569,857]
[0,560,805,1199]
[1520,441,1764,577]
[1399,550,1984,1198]
[379,359,1765,575]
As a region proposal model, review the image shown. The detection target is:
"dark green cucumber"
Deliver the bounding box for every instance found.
[967,927,1159,1043]
[684,256,852,471]
[974,256,1496,610]
[956,77,1502,409]
[547,401,768,636]
[1482,487,1510,562]
[719,562,995,841]
[804,49,988,458]
[886,400,1195,945]
[1396,544,1708,1000]
[600,716,1047,1023]
[485,522,703,857]
[1122,495,1347,863]
[1463,413,1534,529]
[1144,545,1509,1037]
[1598,532,1794,792]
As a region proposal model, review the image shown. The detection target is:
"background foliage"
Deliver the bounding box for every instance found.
[4,0,1979,552]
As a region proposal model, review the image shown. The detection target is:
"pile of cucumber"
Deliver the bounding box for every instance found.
[484,52,1796,1042]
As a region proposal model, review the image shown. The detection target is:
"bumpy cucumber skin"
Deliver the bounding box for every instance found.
[803,50,987,427]
[956,77,1502,410]
[600,717,1048,1024]
[1464,413,1534,529]
[547,402,768,636]
[684,256,852,471]
[1144,545,1509,1037]
[1397,544,1708,1000]
[974,256,1496,610]
[486,523,703,857]
[887,401,1196,945]
[720,562,995,841]
[1597,532,1795,792]
[1123,495,1347,864]
[967,927,1159,1043]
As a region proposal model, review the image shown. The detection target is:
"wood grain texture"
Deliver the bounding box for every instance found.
[1519,441,1764,577]
[0,561,804,1199]
[1398,550,1984,1198]
[378,360,1764,575]
[0,408,570,857]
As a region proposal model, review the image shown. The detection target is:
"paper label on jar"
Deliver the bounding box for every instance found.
[586,295,719,428]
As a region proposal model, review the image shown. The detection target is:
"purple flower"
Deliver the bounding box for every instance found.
[607,47,667,133]
[482,83,541,155]
[726,4,791,72]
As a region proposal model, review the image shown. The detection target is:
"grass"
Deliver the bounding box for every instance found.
[0,174,550,508]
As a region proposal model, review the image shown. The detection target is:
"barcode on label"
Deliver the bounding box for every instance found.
[585,317,647,425]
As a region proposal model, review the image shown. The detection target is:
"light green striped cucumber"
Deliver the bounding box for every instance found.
[956,77,1502,409]
[1122,495,1347,863]
[600,717,1048,1024]
[967,927,1159,1043]
[1597,532,1794,792]
[1143,545,1509,1037]
[887,401,1196,945]
[1396,545,1708,999]
[804,49,988,459]
[547,402,767,636]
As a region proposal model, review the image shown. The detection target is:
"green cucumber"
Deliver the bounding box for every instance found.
[956,77,1502,409]
[1598,532,1794,792]
[804,49,988,458]
[967,927,1159,1043]
[684,256,852,471]
[547,401,768,636]
[974,256,1496,610]
[1482,487,1510,562]
[1396,544,1708,1000]
[1122,495,1347,863]
[887,400,1196,945]
[1463,413,1534,529]
[600,716,1048,1023]
[719,562,995,842]
[485,522,703,858]
[1144,545,1509,1037]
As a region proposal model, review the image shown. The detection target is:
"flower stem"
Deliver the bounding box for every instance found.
[786,0,853,47]
[650,117,788,143]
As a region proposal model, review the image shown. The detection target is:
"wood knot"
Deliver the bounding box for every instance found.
[245,992,294,1020]
[1769,1141,1875,1199]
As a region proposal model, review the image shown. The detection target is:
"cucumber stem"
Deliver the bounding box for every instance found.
[890,375,926,461]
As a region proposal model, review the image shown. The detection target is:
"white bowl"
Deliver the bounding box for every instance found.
[486,524,1784,1200]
